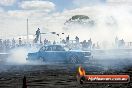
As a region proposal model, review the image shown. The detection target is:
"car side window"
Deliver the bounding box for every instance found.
[56,46,62,51]
[52,46,65,51]
[40,46,65,51]
[52,46,57,51]
[40,46,52,51]
[46,46,52,51]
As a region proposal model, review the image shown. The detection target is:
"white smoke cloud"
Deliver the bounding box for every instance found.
[0,0,16,6]
[107,0,132,3]
[107,0,132,5]
[20,0,55,12]
[45,6,132,44]
[6,48,28,64]
[0,0,132,46]
[73,0,104,7]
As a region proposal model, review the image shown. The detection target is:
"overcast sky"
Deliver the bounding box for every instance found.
[0,0,132,42]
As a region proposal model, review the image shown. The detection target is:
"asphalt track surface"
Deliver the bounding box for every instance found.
[0,49,132,88]
[0,58,132,88]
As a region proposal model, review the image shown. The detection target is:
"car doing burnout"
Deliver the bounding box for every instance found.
[26,45,91,64]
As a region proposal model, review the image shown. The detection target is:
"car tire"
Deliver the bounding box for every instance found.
[68,55,80,64]
[39,57,45,62]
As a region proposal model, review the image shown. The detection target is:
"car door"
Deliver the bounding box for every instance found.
[39,46,54,61]
[52,45,66,62]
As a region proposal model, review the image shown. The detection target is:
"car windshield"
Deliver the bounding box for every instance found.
[39,46,46,51]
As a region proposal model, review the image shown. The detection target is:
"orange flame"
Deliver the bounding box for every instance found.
[78,66,86,76]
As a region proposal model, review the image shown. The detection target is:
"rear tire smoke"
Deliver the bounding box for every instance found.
[68,55,81,64]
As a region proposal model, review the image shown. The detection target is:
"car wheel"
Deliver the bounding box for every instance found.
[39,57,45,62]
[68,55,80,64]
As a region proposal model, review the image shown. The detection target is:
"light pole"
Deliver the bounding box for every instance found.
[27,19,29,44]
